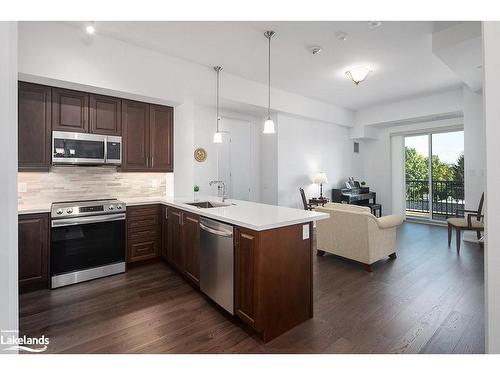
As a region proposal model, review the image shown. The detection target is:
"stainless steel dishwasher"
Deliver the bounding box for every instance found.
[199,217,234,314]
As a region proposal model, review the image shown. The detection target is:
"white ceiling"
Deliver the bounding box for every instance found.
[79,21,465,110]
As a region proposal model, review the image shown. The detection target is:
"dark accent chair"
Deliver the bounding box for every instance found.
[299,188,314,211]
[447,192,484,252]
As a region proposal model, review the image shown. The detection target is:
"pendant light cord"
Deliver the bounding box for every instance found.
[216,68,220,133]
[267,33,271,119]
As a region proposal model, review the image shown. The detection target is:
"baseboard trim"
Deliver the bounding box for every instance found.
[404,217,448,227]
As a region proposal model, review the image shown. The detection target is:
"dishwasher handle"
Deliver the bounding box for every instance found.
[199,222,233,238]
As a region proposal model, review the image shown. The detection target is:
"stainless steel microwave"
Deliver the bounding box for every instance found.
[52,131,122,166]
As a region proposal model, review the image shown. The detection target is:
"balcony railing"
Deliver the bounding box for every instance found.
[406,180,464,220]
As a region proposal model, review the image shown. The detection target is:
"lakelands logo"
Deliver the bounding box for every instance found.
[1,329,49,353]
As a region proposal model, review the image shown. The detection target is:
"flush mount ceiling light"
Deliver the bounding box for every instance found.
[263,30,276,134]
[367,21,382,29]
[85,21,96,34]
[213,66,223,143]
[345,66,372,85]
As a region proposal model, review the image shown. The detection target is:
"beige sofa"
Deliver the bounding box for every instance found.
[314,203,403,271]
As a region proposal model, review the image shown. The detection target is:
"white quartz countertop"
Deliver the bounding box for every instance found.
[122,196,329,231]
[18,196,329,231]
[18,202,52,215]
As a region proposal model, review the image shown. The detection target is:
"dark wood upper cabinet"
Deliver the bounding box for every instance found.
[149,104,174,172]
[18,81,173,173]
[89,94,122,135]
[18,82,52,172]
[121,101,174,172]
[18,213,49,293]
[52,87,89,133]
[182,212,200,286]
[121,100,150,171]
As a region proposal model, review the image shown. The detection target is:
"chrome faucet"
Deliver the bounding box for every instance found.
[209,180,227,202]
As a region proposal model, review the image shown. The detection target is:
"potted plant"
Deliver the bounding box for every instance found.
[193,184,200,201]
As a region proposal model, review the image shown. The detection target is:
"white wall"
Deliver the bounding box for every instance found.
[193,105,219,197]
[174,102,195,196]
[463,86,485,209]
[276,114,361,209]
[391,136,406,217]
[483,21,500,354]
[0,21,18,351]
[462,86,485,241]
[355,88,463,128]
[193,106,262,201]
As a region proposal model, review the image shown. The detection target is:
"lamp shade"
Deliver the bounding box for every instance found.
[213,132,222,143]
[313,172,328,184]
[263,118,275,134]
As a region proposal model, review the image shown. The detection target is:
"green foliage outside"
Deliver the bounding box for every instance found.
[405,147,464,201]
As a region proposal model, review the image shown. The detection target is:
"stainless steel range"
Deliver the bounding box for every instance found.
[50,199,126,288]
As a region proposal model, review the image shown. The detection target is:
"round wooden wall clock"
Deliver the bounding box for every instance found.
[194,147,207,162]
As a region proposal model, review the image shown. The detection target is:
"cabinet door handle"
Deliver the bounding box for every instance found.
[145,157,149,167]
[151,156,154,167]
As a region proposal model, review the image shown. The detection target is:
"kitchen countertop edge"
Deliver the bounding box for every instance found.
[18,196,329,231]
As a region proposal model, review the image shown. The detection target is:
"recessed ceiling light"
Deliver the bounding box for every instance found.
[86,22,95,35]
[367,21,382,29]
[345,66,372,85]
[310,46,322,55]
[335,31,349,41]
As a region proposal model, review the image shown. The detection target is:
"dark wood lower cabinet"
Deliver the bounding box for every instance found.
[18,202,312,343]
[126,205,161,263]
[167,208,183,270]
[18,213,49,293]
[161,206,168,261]
[182,212,200,286]
[235,227,257,328]
[235,223,313,342]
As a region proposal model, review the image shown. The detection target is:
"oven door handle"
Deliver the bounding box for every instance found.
[51,213,126,228]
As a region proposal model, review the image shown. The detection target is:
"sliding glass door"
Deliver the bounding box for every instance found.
[405,130,464,221]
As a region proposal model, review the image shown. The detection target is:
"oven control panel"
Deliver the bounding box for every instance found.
[51,200,126,219]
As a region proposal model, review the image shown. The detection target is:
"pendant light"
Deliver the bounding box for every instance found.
[213,66,223,143]
[263,30,276,134]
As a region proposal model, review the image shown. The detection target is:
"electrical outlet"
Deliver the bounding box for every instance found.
[151,179,159,188]
[302,224,310,240]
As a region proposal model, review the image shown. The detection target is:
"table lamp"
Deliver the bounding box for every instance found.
[313,172,328,198]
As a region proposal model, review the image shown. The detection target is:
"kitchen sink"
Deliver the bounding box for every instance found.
[186,201,233,209]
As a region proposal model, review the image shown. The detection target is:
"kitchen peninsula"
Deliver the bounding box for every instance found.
[18,196,328,342]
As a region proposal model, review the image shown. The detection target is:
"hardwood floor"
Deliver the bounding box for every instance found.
[19,222,484,354]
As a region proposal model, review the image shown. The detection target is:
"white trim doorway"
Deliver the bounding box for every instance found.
[402,128,465,224]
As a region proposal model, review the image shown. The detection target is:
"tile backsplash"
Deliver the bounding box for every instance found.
[18,167,174,206]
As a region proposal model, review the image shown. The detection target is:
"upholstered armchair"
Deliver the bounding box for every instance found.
[314,203,403,271]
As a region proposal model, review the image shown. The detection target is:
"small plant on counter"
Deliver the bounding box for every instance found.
[193,184,200,201]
